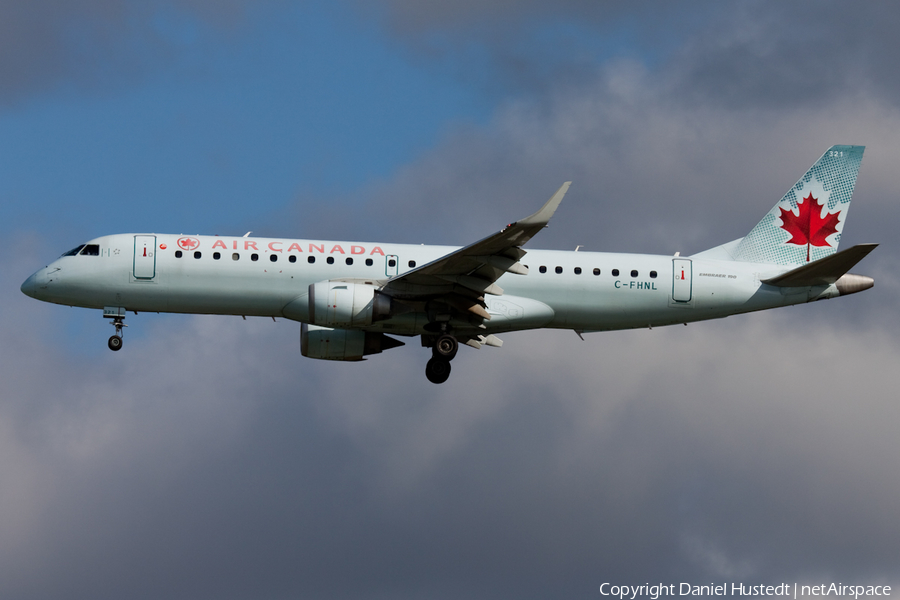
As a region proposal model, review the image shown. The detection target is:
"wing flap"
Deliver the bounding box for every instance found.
[439,275,504,296]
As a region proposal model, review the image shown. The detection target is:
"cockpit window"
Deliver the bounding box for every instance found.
[62,245,86,257]
[79,244,100,256]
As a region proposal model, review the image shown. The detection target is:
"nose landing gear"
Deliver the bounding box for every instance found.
[107,316,126,351]
[425,333,458,384]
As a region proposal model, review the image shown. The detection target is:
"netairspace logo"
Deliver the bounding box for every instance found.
[599,583,892,600]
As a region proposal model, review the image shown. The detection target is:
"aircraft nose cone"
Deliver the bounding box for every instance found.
[21,273,37,298]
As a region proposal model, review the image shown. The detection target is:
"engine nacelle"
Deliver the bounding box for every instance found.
[308,281,393,328]
[300,323,403,361]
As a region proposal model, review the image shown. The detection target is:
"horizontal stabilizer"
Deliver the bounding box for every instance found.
[761,243,877,287]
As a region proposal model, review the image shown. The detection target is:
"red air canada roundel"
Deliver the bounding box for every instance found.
[177,237,200,251]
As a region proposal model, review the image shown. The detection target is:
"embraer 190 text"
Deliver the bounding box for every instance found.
[22,146,877,383]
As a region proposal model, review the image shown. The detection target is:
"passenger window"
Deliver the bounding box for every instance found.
[213,252,221,260]
[555,266,563,274]
[194,251,202,259]
[346,257,353,265]
[574,267,582,275]
[650,270,657,278]
[62,245,86,257]
[593,268,600,276]
[270,254,278,262]
[365,258,373,266]
[539,266,547,273]
[232,253,240,261]
[175,250,183,258]
[79,244,100,256]
[327,256,335,264]
[251,254,259,261]
[631,270,638,277]
[408,260,416,268]
[612,269,620,276]
[289,255,297,263]
[308,256,315,264]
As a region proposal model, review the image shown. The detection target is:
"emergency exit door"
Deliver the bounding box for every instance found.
[672,258,692,302]
[385,254,399,277]
[133,235,157,279]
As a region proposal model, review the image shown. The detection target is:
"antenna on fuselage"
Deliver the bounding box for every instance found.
[243,232,252,237]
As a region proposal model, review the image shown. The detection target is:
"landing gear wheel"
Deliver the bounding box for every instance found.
[107,315,127,351]
[108,335,123,351]
[432,334,459,361]
[425,357,451,384]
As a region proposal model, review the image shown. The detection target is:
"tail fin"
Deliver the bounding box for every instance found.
[732,145,864,265]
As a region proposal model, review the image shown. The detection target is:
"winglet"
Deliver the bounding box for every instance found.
[517,182,571,227]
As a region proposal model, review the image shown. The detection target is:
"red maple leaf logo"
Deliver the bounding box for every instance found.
[779,193,840,262]
[177,237,199,250]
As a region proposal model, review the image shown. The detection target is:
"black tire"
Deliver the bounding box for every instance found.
[108,335,123,351]
[425,357,451,384]
[432,334,459,361]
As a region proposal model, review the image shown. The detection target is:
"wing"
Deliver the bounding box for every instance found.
[383,182,571,324]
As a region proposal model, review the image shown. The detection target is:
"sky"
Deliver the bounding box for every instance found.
[2,1,899,599]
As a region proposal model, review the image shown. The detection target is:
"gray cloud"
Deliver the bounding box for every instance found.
[4,251,899,599]
[360,0,709,103]
[255,26,900,594]
[371,1,900,112]
[664,2,900,110]
[0,0,264,106]
[5,2,900,598]
[7,76,900,595]
[6,1,900,114]
[285,60,900,273]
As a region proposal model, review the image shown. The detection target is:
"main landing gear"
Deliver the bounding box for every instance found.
[425,333,458,384]
[108,316,126,351]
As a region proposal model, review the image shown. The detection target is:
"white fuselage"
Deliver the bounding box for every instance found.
[22,233,838,336]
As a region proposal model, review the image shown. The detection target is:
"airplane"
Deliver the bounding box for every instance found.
[21,145,877,384]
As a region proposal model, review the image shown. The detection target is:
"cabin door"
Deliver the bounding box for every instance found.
[672,258,692,302]
[133,235,157,279]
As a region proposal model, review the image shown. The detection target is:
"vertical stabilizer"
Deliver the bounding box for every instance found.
[733,145,864,265]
